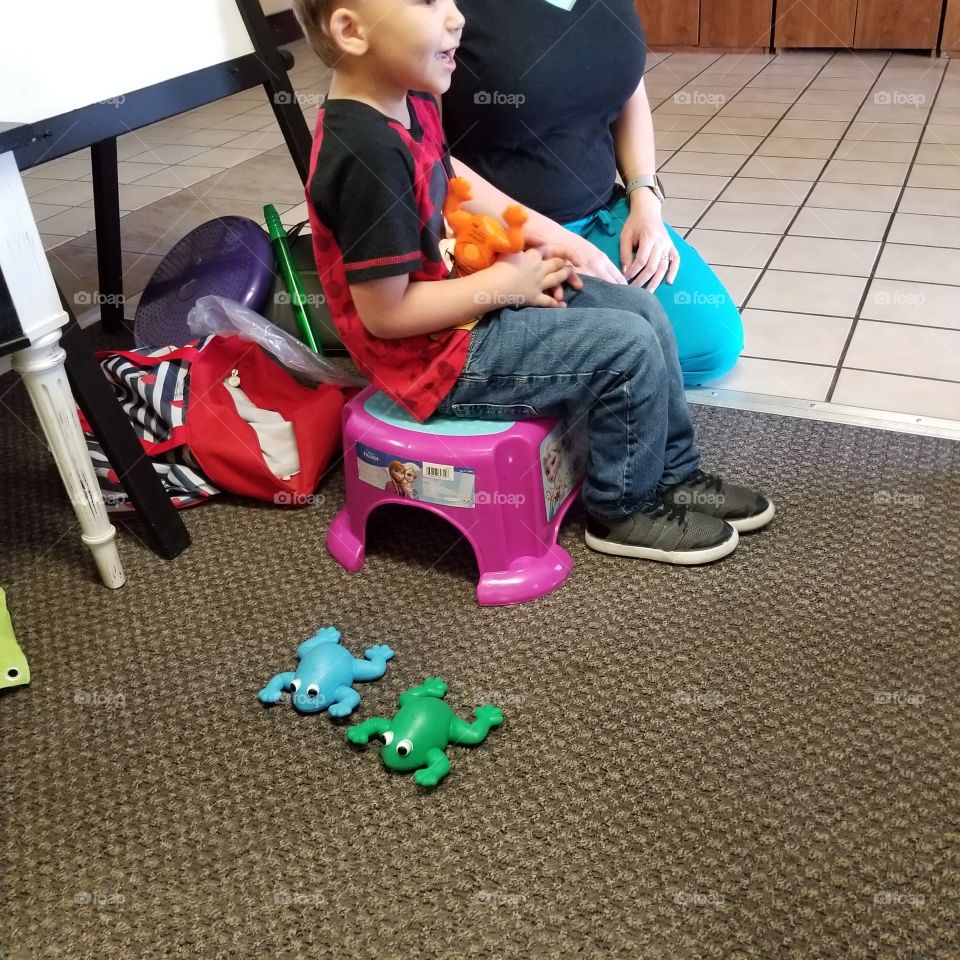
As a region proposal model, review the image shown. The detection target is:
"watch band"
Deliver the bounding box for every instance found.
[625,174,666,202]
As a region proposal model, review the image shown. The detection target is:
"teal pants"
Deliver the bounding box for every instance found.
[564,197,744,387]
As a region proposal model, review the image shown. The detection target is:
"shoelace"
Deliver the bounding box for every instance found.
[651,501,687,524]
[690,470,724,494]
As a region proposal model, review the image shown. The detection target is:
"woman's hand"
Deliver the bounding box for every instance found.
[525,226,626,286]
[620,189,680,294]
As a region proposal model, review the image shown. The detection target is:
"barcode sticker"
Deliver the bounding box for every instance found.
[423,462,455,482]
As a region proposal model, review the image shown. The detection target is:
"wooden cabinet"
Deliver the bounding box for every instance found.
[634,0,700,46]
[699,0,773,49]
[637,0,950,52]
[774,0,857,47]
[945,0,960,54]
[855,0,942,47]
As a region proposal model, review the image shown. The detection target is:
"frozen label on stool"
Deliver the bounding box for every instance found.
[540,418,588,522]
[356,442,476,508]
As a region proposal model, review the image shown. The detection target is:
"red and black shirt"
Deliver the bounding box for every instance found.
[306,92,468,422]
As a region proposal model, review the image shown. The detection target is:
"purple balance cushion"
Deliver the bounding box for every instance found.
[134,216,274,349]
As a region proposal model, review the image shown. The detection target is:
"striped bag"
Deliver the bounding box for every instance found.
[80,335,345,512]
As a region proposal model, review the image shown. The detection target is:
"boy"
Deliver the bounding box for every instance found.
[294,0,774,564]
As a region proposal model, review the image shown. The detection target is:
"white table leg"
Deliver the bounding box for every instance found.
[12,329,125,589]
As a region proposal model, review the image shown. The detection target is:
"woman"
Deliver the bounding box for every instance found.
[442,0,743,386]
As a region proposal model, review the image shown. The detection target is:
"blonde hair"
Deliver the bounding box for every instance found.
[292,0,341,67]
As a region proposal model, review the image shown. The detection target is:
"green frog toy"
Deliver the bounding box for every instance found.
[347,677,504,787]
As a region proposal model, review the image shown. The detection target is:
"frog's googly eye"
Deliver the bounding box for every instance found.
[381,731,394,746]
[396,739,413,757]
[290,679,301,693]
[307,684,320,698]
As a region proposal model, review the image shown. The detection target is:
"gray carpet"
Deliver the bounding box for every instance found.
[0,368,957,960]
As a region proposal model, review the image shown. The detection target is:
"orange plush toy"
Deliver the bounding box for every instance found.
[443,177,527,276]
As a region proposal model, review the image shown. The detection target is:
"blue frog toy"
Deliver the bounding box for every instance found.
[258,627,394,716]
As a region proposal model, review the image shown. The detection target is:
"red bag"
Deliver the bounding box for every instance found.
[81,335,345,508]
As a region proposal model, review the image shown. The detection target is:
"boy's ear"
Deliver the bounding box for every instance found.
[328,7,369,58]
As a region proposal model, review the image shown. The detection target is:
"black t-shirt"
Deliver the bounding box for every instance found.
[443,0,646,224]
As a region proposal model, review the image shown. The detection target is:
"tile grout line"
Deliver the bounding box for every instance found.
[825,59,953,402]
[685,51,901,334]
[738,353,960,385]
[647,51,783,159]
[679,51,855,234]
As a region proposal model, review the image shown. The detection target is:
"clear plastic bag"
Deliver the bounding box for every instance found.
[187,295,366,389]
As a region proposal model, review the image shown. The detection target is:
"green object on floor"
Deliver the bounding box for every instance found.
[0,587,30,690]
[346,677,504,788]
[264,203,322,355]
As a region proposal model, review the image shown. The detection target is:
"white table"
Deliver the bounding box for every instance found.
[0,146,124,588]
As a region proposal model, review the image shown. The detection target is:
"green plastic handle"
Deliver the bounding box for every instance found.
[0,588,30,690]
[264,204,322,355]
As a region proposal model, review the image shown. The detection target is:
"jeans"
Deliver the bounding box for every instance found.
[435,276,701,522]
[563,194,745,387]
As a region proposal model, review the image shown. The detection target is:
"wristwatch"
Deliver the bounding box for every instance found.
[625,174,666,203]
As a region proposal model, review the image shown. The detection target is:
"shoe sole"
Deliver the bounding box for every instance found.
[584,524,739,565]
[727,500,776,533]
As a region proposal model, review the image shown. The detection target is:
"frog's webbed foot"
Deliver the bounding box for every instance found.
[399,677,447,706]
[297,626,341,658]
[450,705,504,745]
[328,685,361,718]
[352,645,395,681]
[414,747,451,787]
[258,672,296,705]
[502,205,527,228]
[346,716,391,744]
[449,177,472,201]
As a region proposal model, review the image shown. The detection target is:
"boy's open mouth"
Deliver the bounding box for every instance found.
[436,47,457,67]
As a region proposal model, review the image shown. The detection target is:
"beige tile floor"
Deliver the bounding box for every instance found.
[26,42,960,428]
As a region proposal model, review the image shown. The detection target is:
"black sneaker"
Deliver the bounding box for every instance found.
[662,470,775,533]
[585,501,738,565]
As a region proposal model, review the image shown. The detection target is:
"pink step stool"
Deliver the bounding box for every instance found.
[327,386,587,606]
